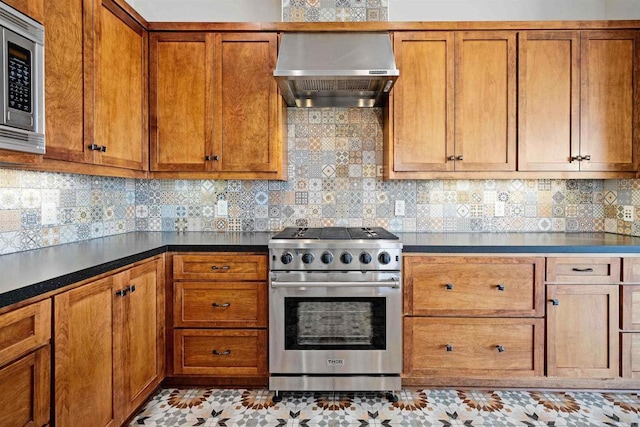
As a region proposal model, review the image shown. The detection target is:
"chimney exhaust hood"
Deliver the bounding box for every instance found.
[274,32,399,108]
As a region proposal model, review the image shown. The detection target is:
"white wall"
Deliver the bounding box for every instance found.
[126,0,282,22]
[389,0,640,21]
[127,0,640,22]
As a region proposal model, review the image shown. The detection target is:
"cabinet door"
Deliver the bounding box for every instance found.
[150,33,214,172]
[518,31,580,171]
[391,32,454,173]
[580,30,639,172]
[94,0,148,170]
[546,285,619,378]
[213,33,281,175]
[54,276,118,427]
[43,0,91,163]
[454,31,516,172]
[0,346,50,427]
[114,259,164,418]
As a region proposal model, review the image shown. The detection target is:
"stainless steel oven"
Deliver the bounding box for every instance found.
[268,227,402,400]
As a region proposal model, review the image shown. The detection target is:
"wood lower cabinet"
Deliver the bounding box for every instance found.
[54,257,163,426]
[169,252,268,384]
[0,299,51,427]
[150,32,286,180]
[546,284,619,378]
[622,333,640,379]
[0,346,50,427]
[403,255,544,384]
[174,329,267,376]
[404,317,544,377]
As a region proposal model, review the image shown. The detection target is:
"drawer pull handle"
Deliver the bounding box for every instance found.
[211,265,231,270]
[496,345,505,352]
[445,284,454,290]
[550,299,560,306]
[212,349,232,356]
[445,344,453,352]
[212,302,231,308]
[571,267,594,272]
[496,284,505,291]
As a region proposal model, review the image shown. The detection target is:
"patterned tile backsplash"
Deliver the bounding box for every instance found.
[1,106,639,255]
[282,0,388,22]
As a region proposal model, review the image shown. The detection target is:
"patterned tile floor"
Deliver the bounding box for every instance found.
[130,388,640,426]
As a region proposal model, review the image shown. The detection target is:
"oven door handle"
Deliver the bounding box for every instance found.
[270,280,400,289]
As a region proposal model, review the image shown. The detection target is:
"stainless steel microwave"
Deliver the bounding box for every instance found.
[0,2,44,154]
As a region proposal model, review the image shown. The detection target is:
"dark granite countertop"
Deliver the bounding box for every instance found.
[2,231,640,310]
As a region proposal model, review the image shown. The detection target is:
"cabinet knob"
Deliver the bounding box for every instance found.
[456,155,463,161]
[571,155,583,162]
[212,349,232,356]
[211,265,231,270]
[100,145,107,152]
[445,344,453,352]
[448,155,455,161]
[128,285,136,293]
[212,302,231,308]
[445,283,454,290]
[583,155,591,161]
[496,345,505,352]
[115,289,128,297]
[213,155,219,161]
[550,299,560,306]
[496,284,505,291]
[205,155,212,161]
[88,143,100,151]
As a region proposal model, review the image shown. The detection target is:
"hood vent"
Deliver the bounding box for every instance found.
[274,32,399,108]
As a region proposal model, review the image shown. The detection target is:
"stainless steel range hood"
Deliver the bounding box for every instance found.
[274,32,399,108]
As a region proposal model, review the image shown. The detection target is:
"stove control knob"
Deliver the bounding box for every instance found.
[340,252,353,264]
[360,252,372,264]
[280,252,293,265]
[378,251,392,265]
[321,251,334,264]
[301,252,315,264]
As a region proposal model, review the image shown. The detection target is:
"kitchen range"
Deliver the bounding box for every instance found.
[268,227,403,402]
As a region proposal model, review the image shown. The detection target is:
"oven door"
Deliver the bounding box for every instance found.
[269,271,402,375]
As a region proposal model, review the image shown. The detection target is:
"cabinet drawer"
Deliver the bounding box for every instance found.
[174,282,267,328]
[0,346,50,427]
[621,333,640,379]
[622,286,640,330]
[174,329,267,376]
[0,299,51,367]
[546,257,621,283]
[404,256,544,316]
[404,317,544,377]
[173,254,267,281]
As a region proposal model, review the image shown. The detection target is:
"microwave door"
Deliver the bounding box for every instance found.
[2,28,36,132]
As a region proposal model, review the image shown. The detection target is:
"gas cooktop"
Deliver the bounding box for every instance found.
[271,227,399,240]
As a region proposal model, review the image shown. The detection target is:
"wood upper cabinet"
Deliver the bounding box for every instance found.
[43,0,148,172]
[580,30,639,172]
[390,32,454,173]
[519,30,638,172]
[93,0,148,170]
[518,31,580,171]
[55,258,163,426]
[150,33,213,172]
[546,284,619,378]
[1,0,43,22]
[150,32,286,179]
[454,31,516,172]
[386,31,515,178]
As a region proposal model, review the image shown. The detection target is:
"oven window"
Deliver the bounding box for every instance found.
[284,297,386,350]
